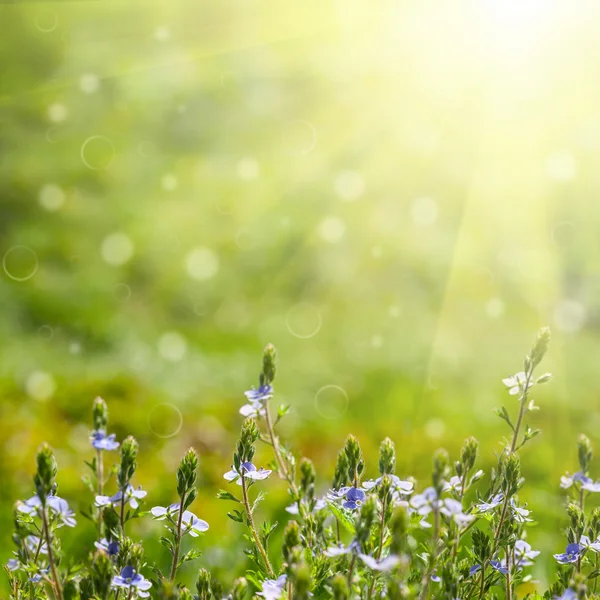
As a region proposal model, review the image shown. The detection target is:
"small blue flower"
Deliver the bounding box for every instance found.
[244,385,273,403]
[440,498,474,526]
[223,462,272,486]
[554,589,577,600]
[358,553,399,572]
[111,566,152,598]
[475,494,504,513]
[7,558,20,572]
[150,504,209,536]
[240,386,272,418]
[47,496,77,527]
[18,494,76,527]
[430,570,441,583]
[490,559,509,575]
[409,487,439,521]
[286,498,327,515]
[25,535,47,555]
[257,574,286,600]
[554,543,581,564]
[29,568,49,583]
[514,539,540,567]
[469,564,481,576]
[343,486,366,510]
[90,430,120,451]
[95,538,120,556]
[95,485,147,510]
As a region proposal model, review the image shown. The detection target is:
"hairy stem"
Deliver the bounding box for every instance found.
[97,449,104,538]
[241,474,275,578]
[41,506,63,600]
[347,553,357,587]
[169,495,186,580]
[367,494,388,600]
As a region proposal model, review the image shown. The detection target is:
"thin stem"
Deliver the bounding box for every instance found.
[169,495,186,580]
[505,552,512,600]
[41,506,63,600]
[419,503,440,600]
[347,553,357,587]
[120,488,126,534]
[594,554,599,593]
[97,449,104,538]
[509,370,533,453]
[241,474,275,578]
[477,565,486,600]
[367,494,388,600]
[263,399,301,499]
[33,535,44,563]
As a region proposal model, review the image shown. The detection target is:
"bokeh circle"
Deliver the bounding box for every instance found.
[148,403,183,438]
[3,246,39,281]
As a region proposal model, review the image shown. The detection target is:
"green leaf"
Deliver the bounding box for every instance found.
[494,406,514,431]
[217,489,241,503]
[326,501,356,535]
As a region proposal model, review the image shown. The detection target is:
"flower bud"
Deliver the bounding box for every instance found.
[344,435,364,486]
[503,453,521,494]
[196,568,212,600]
[34,443,57,504]
[460,437,479,474]
[389,505,408,555]
[91,551,113,599]
[177,448,199,498]
[300,458,316,503]
[356,495,377,545]
[331,573,349,600]
[262,343,277,385]
[179,589,194,600]
[211,577,223,600]
[578,434,593,475]
[332,450,349,489]
[378,437,396,476]
[567,503,585,537]
[432,448,449,494]
[283,521,302,563]
[103,506,120,542]
[291,556,311,600]
[529,326,551,370]
[156,580,180,600]
[236,419,259,464]
[63,580,79,600]
[118,436,139,490]
[92,396,109,431]
[230,578,248,600]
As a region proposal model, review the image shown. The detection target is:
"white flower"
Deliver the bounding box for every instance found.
[440,499,474,526]
[95,485,147,510]
[502,372,533,396]
[150,504,209,536]
[223,462,272,486]
[359,553,400,571]
[257,575,287,600]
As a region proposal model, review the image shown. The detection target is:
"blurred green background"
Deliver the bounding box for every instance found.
[2,0,600,593]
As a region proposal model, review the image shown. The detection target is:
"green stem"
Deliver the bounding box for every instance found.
[97,449,104,538]
[169,495,186,580]
[477,565,486,600]
[41,506,63,600]
[505,552,512,600]
[347,553,357,587]
[120,488,126,535]
[367,494,388,600]
[241,474,275,578]
[263,398,301,500]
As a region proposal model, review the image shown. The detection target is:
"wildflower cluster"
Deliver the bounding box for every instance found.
[6,327,598,599]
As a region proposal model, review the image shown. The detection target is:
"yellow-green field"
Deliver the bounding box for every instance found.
[2,0,600,593]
